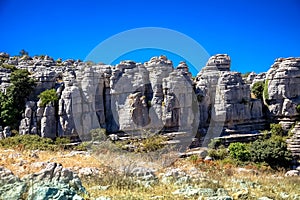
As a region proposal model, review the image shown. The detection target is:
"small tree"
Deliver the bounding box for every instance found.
[8,69,36,107]
[251,81,264,99]
[0,69,35,128]
[38,89,59,107]
[19,49,29,56]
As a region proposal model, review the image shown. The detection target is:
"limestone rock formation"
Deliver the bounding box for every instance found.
[287,122,300,158]
[195,54,265,146]
[265,57,300,130]
[1,52,300,153]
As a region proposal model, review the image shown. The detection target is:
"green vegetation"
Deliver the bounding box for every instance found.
[296,104,300,113]
[263,79,269,102]
[0,134,71,151]
[249,137,292,168]
[208,146,228,160]
[38,89,59,107]
[251,81,264,99]
[0,69,35,128]
[90,128,107,141]
[116,134,167,153]
[19,49,29,56]
[208,123,292,169]
[1,63,17,71]
[270,123,285,137]
[228,142,250,161]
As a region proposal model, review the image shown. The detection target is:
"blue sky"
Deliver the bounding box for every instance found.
[0,0,299,75]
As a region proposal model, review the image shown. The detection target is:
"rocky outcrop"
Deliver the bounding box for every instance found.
[2,52,300,151]
[0,162,85,200]
[195,55,265,146]
[287,122,300,158]
[265,57,300,130]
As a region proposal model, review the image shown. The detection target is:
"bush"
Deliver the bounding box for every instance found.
[251,81,264,99]
[249,138,292,168]
[208,138,222,149]
[296,104,300,113]
[208,146,228,160]
[0,134,57,150]
[90,128,107,142]
[1,63,17,71]
[263,79,269,102]
[38,89,59,107]
[228,142,250,161]
[270,123,284,137]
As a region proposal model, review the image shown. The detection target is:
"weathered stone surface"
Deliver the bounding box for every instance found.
[41,104,57,139]
[287,122,300,158]
[0,166,26,200]
[24,162,86,200]
[265,57,300,130]
[0,52,295,156]
[195,55,265,146]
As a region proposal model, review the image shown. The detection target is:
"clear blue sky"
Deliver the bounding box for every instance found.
[0,0,299,75]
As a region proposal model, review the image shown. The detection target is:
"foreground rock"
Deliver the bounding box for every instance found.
[0,162,85,200]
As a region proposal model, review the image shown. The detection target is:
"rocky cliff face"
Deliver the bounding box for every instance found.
[1,53,300,148]
[195,54,265,146]
[265,57,300,130]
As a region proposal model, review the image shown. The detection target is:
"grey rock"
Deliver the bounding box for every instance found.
[78,167,99,178]
[95,197,112,200]
[266,57,300,130]
[3,126,11,138]
[172,186,201,196]
[287,122,300,157]
[285,170,300,177]
[257,197,274,200]
[24,162,86,200]
[41,104,57,138]
[0,166,27,200]
[195,55,265,146]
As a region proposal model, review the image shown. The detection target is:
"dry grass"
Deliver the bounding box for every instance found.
[0,146,300,200]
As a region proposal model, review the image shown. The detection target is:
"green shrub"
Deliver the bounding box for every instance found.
[251,81,264,99]
[55,137,71,145]
[228,142,250,161]
[263,79,269,102]
[249,138,292,168]
[296,104,300,113]
[208,138,222,149]
[38,89,59,107]
[208,146,228,160]
[270,123,284,137]
[74,142,90,151]
[90,128,107,142]
[0,134,57,150]
[1,63,17,71]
